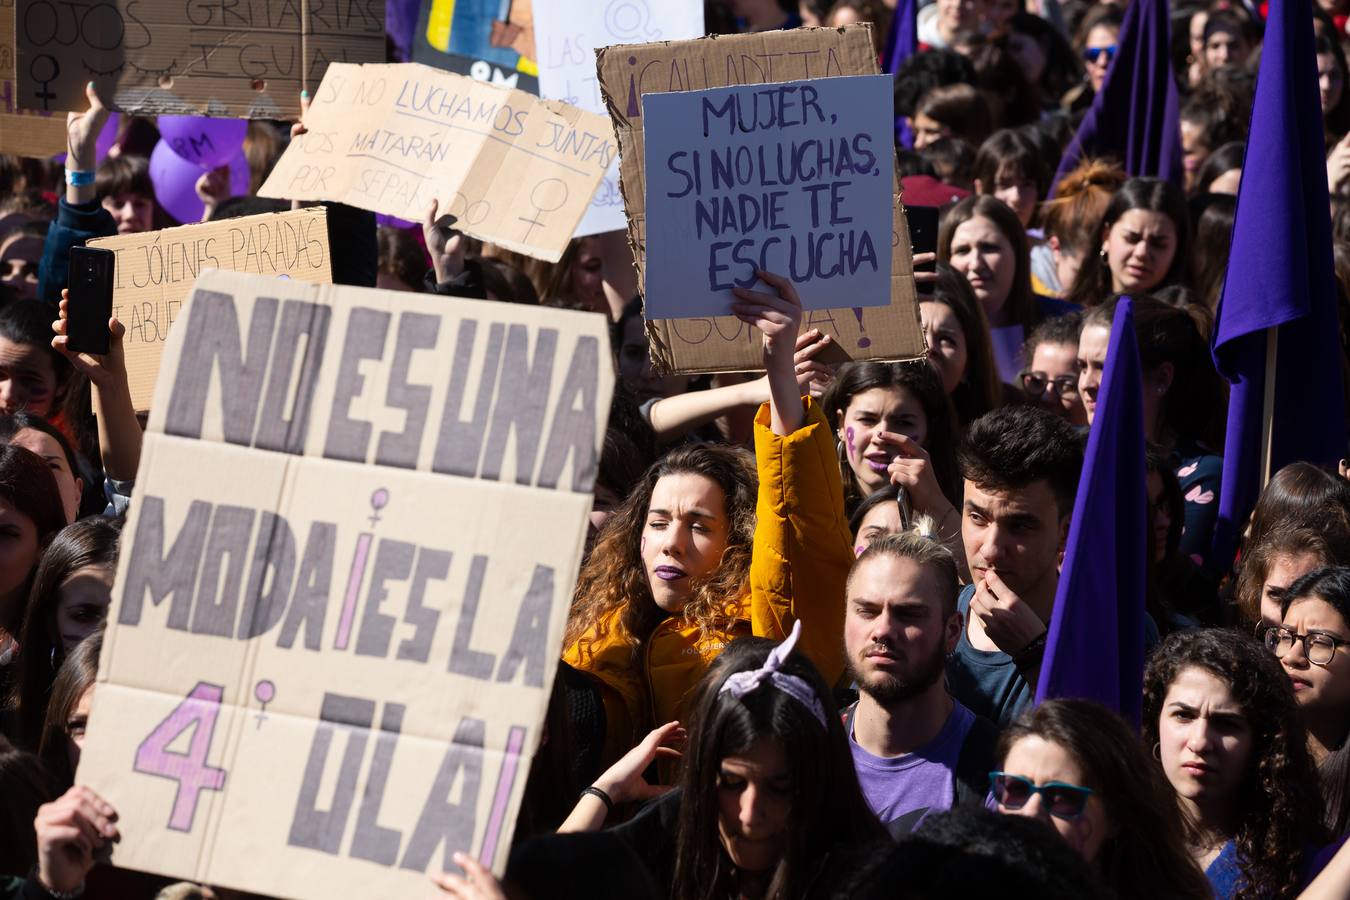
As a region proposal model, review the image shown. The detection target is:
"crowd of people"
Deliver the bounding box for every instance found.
[4,0,1350,896]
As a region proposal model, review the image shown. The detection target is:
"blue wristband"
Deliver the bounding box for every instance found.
[65,169,95,186]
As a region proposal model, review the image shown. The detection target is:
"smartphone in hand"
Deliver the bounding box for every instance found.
[905,206,940,297]
[67,246,115,355]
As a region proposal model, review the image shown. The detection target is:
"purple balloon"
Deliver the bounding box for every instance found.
[157,116,247,170]
[150,140,206,224]
[225,150,252,197]
[150,141,251,224]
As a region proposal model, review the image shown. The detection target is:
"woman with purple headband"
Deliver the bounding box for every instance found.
[436,622,885,900]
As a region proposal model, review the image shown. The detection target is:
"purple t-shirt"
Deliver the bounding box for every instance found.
[849,699,977,832]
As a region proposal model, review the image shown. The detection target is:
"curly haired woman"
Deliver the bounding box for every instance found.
[1143,628,1325,899]
[563,271,853,767]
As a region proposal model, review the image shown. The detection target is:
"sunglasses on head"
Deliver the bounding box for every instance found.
[1083,45,1118,65]
[989,772,1094,820]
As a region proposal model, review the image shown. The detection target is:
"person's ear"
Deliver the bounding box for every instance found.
[1058,513,1072,553]
[974,178,987,195]
[1149,361,1176,397]
[944,610,963,653]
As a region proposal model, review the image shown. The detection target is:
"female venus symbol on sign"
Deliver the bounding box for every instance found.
[29,54,59,110]
[254,679,276,728]
[519,178,568,243]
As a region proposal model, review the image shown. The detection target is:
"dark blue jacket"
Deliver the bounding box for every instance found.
[37,197,117,307]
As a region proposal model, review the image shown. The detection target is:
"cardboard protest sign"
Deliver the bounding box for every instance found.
[77,269,612,898]
[0,0,65,156]
[643,75,893,319]
[258,62,613,262]
[413,0,538,93]
[89,207,332,413]
[533,0,702,237]
[597,25,924,373]
[14,0,384,118]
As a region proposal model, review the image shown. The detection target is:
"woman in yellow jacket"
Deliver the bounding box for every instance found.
[563,271,855,766]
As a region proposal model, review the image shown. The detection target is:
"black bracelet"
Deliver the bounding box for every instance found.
[582,785,614,813]
[1012,632,1048,667]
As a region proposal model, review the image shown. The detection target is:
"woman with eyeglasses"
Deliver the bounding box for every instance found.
[1144,628,1324,900]
[992,698,1211,898]
[1076,295,1225,571]
[1018,313,1086,425]
[1269,566,1350,835]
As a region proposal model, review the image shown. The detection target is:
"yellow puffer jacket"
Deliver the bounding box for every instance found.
[564,397,855,766]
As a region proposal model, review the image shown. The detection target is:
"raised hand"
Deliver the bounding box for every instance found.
[431,852,508,899]
[792,328,835,398]
[970,569,1047,657]
[423,197,467,284]
[35,785,120,895]
[879,431,954,519]
[732,270,806,434]
[592,720,685,805]
[66,82,110,173]
[52,290,127,392]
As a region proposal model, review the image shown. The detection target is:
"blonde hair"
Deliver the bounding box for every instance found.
[849,516,960,616]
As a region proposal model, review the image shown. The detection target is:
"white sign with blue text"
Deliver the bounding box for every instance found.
[534,0,704,237]
[642,74,894,319]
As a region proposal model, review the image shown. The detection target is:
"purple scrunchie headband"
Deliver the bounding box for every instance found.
[716,620,828,727]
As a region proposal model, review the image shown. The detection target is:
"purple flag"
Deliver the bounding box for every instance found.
[1035,298,1148,726]
[883,0,917,148]
[1209,0,1347,570]
[1051,0,1182,193]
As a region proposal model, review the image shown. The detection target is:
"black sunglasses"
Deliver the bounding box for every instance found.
[989,772,1094,820]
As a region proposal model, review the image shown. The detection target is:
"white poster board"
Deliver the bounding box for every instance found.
[642,74,894,319]
[533,0,703,237]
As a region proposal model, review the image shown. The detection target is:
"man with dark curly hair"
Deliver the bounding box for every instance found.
[945,405,1084,726]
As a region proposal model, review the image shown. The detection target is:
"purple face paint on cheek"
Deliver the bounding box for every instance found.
[854,545,866,557]
[845,426,856,460]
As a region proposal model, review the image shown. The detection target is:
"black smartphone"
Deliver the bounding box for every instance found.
[905,205,940,297]
[67,246,115,355]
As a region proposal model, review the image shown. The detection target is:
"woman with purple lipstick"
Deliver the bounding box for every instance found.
[564,270,854,772]
[824,362,963,524]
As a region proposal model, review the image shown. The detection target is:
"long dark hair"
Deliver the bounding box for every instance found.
[1000,699,1211,899]
[0,445,67,635]
[0,741,55,877]
[36,629,100,792]
[565,444,757,658]
[1143,629,1323,900]
[938,194,1039,332]
[1247,462,1350,554]
[926,263,1003,430]
[1319,32,1350,143]
[1082,295,1224,450]
[1191,194,1236,314]
[671,635,885,900]
[1067,178,1192,309]
[1282,566,1350,835]
[10,518,121,750]
[822,361,961,515]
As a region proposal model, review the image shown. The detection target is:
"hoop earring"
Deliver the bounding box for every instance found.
[1152,742,1162,761]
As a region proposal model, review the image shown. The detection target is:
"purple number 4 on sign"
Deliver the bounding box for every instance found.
[133,682,229,832]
